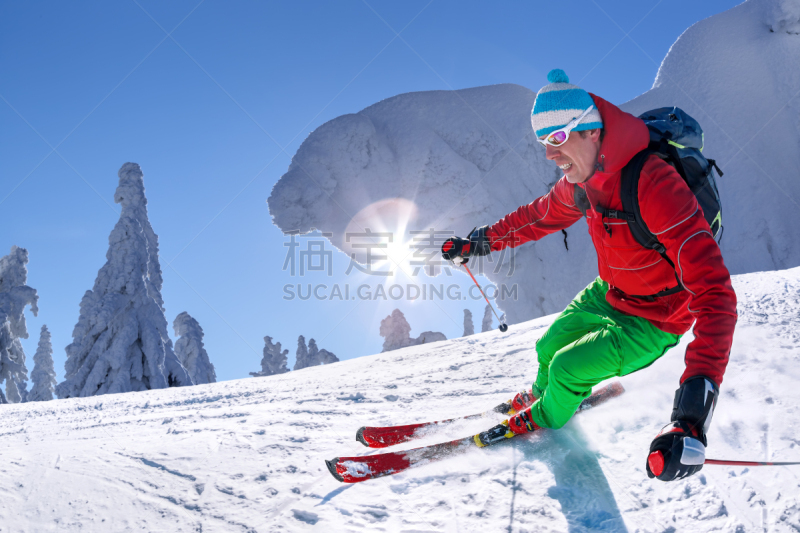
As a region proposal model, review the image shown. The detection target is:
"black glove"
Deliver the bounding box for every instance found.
[441,226,491,264]
[646,376,718,482]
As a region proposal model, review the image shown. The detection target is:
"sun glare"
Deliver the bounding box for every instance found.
[342,198,420,276]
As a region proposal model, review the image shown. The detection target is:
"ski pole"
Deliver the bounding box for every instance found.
[705,458,800,467]
[462,263,508,333]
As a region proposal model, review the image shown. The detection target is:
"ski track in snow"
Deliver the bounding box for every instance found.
[1,268,800,531]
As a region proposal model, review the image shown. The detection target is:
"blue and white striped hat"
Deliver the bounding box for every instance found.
[531,69,603,138]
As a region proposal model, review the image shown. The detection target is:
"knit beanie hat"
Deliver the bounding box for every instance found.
[531,69,603,138]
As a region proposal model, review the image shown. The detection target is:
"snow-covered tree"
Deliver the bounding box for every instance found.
[481,304,493,332]
[16,379,29,403]
[28,324,56,402]
[250,336,289,377]
[173,312,216,386]
[293,336,339,370]
[56,163,191,399]
[463,309,474,336]
[380,309,446,352]
[307,338,320,366]
[380,309,413,352]
[307,338,339,366]
[0,246,38,404]
[294,335,310,370]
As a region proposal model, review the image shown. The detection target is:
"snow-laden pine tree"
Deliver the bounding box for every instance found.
[294,335,310,370]
[28,325,56,402]
[463,309,474,336]
[481,304,493,332]
[380,309,412,352]
[380,309,446,352]
[250,336,289,377]
[173,312,216,385]
[307,338,320,366]
[0,246,38,404]
[56,163,191,399]
[16,379,29,403]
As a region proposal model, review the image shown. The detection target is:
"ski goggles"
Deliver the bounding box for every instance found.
[536,105,595,147]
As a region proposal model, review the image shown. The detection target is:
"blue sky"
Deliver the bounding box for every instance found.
[1,0,743,383]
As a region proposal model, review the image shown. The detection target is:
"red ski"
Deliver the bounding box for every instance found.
[327,381,625,483]
[356,400,514,449]
[357,380,625,448]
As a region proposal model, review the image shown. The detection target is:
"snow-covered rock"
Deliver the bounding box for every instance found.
[0,246,38,404]
[56,163,191,399]
[173,312,216,386]
[28,324,56,402]
[763,0,800,33]
[1,266,800,530]
[268,0,800,326]
[415,330,447,345]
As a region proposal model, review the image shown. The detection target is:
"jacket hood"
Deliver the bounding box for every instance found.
[589,93,649,175]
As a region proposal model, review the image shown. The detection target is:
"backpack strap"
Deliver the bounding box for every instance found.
[616,148,685,302]
[620,149,662,249]
[706,158,724,177]
[573,184,590,217]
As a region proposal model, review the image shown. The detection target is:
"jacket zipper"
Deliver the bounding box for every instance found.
[580,179,617,288]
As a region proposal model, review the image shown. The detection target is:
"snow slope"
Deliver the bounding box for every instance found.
[267,0,800,325]
[2,267,800,532]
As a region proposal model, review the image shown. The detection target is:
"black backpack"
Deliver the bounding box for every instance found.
[574,107,724,301]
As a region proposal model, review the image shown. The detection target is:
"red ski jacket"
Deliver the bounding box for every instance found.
[486,94,737,386]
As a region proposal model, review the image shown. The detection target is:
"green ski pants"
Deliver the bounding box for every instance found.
[529,277,681,429]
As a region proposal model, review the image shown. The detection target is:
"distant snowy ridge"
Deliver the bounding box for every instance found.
[268,0,800,325]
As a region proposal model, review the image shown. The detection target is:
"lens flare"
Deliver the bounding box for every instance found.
[342,198,419,274]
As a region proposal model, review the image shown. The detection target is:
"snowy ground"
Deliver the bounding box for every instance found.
[2,267,800,532]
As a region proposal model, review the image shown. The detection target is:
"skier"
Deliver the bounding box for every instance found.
[442,69,737,482]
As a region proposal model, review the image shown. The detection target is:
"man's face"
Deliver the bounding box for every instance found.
[543,129,602,184]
